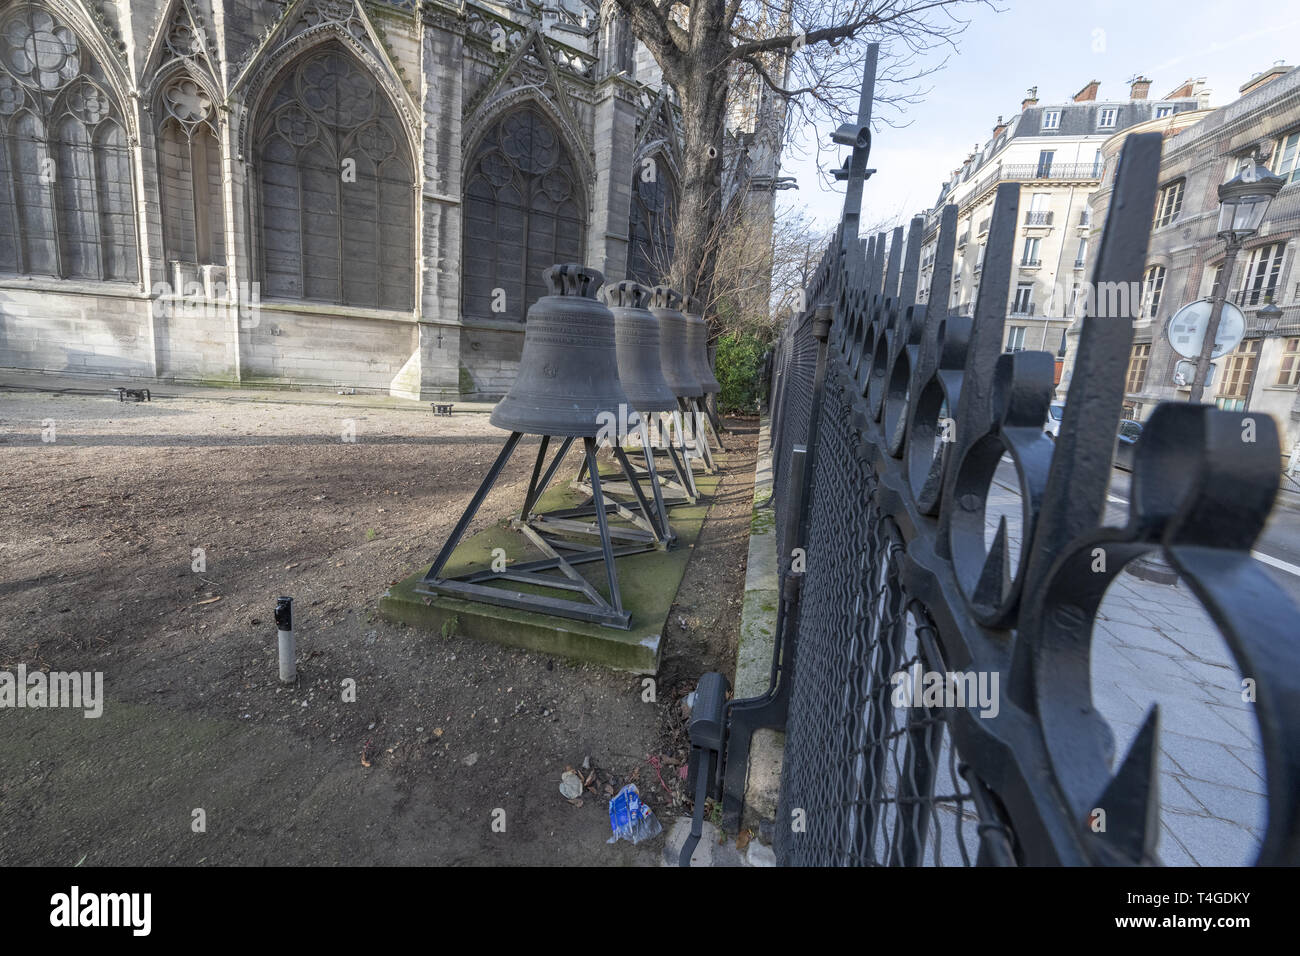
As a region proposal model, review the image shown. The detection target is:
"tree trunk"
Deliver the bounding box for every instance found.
[669,42,729,314]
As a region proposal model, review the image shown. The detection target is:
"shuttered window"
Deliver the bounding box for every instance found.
[627,155,676,286]
[462,107,585,322]
[0,2,137,281]
[256,46,413,310]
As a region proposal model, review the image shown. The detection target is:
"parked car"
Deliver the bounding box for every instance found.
[1114,418,1143,471]
[1043,403,1065,439]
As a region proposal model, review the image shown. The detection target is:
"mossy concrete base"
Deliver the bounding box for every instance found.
[380,464,720,674]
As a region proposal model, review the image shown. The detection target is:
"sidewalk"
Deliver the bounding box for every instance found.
[0,368,497,415]
[984,476,1266,866]
[1278,470,1300,513]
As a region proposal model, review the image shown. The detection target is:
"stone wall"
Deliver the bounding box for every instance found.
[0,0,685,400]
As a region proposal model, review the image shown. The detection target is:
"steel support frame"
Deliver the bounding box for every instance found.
[417,432,651,630]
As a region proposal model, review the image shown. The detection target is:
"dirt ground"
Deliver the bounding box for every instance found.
[0,380,757,865]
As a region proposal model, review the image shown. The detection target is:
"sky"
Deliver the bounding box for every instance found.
[778,0,1300,232]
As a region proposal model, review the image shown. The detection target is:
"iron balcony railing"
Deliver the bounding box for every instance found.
[1024,211,1054,226]
[926,168,1105,238]
[1021,257,1042,267]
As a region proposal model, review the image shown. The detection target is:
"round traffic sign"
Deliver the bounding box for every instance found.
[1165,299,1246,359]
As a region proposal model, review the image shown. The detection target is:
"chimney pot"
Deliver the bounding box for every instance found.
[1129,76,1151,100]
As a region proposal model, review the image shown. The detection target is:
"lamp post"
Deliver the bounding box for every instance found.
[1188,158,1284,404]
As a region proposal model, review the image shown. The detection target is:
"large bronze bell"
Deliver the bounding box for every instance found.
[683,296,721,395]
[590,279,698,508]
[491,264,632,437]
[650,285,703,399]
[600,281,678,413]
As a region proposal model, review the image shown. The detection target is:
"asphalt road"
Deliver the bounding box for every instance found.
[1103,466,1300,609]
[989,455,1300,609]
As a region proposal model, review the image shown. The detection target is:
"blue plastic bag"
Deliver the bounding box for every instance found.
[607,784,663,845]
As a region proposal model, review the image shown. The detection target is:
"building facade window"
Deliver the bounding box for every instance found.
[1238,242,1285,307]
[1012,283,1033,315]
[1209,263,1224,299]
[1075,237,1088,267]
[626,155,676,286]
[1154,105,1173,119]
[1226,154,1254,182]
[1275,130,1299,185]
[1005,325,1027,351]
[1025,192,1050,225]
[463,105,585,322]
[1021,237,1041,266]
[1216,338,1260,411]
[1278,337,1300,387]
[1041,109,1060,130]
[1096,107,1117,129]
[0,2,138,281]
[158,75,224,268]
[1155,180,1184,228]
[257,45,414,310]
[1141,265,1166,319]
[1036,150,1054,177]
[1125,343,1150,394]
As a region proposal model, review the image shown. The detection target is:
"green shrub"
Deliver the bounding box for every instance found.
[714,331,769,414]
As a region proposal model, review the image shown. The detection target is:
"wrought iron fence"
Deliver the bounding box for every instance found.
[696,52,1300,867]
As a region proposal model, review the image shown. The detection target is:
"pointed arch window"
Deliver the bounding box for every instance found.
[255,45,413,310]
[158,74,225,267]
[463,106,586,322]
[627,155,676,286]
[0,2,138,281]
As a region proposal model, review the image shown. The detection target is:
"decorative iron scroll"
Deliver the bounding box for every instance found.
[723,61,1300,865]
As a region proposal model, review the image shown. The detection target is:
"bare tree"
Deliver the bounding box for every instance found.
[610,0,989,314]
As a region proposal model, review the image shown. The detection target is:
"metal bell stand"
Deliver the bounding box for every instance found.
[575,410,699,508]
[417,431,655,629]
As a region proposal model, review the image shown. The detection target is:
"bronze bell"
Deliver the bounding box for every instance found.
[491,264,632,437]
[683,296,721,395]
[650,285,703,398]
[600,281,678,413]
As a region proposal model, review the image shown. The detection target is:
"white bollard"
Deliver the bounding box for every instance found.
[275,596,295,683]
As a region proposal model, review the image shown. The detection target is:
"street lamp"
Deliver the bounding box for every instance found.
[1189,157,1285,403]
[1242,299,1284,412]
[1237,299,1289,411]
[1258,298,1283,334]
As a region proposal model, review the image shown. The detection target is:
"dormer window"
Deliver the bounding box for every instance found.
[1041,110,1060,130]
[1097,107,1118,129]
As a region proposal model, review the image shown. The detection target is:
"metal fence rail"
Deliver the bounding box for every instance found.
[693,50,1300,867]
